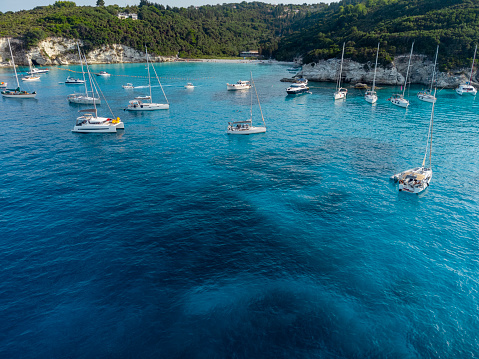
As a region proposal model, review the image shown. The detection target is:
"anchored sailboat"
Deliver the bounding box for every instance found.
[456,44,477,95]
[1,38,37,99]
[391,88,436,194]
[68,43,101,105]
[389,41,414,108]
[22,57,41,82]
[227,72,266,135]
[333,42,347,100]
[365,43,379,104]
[126,46,169,111]
[418,45,439,103]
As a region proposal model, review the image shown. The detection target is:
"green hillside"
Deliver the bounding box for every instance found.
[274,0,479,70]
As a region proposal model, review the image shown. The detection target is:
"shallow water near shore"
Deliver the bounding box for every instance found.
[1,61,479,358]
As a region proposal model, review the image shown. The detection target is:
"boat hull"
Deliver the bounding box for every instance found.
[390,98,409,108]
[392,167,432,194]
[417,93,436,103]
[68,95,101,105]
[227,126,266,135]
[2,92,36,98]
[126,103,169,111]
[365,94,377,103]
[334,91,347,100]
[72,122,124,133]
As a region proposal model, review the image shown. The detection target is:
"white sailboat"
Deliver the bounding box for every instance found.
[333,42,347,100]
[365,43,379,104]
[126,47,169,111]
[391,88,436,194]
[68,44,101,105]
[418,45,438,103]
[72,60,123,133]
[1,38,37,99]
[22,57,41,82]
[456,44,477,96]
[227,72,266,135]
[389,42,414,108]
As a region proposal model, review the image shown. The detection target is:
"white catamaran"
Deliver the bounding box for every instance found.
[333,42,347,100]
[1,39,37,99]
[365,43,380,104]
[417,45,439,103]
[456,44,477,96]
[389,42,414,108]
[391,88,437,194]
[126,47,169,111]
[227,72,266,135]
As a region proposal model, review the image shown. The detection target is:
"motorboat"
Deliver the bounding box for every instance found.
[334,43,347,100]
[27,67,49,74]
[96,71,111,77]
[68,43,101,105]
[22,58,40,81]
[286,78,309,95]
[125,46,169,111]
[122,83,134,89]
[227,72,266,135]
[391,88,437,194]
[390,42,414,108]
[388,94,409,108]
[0,81,7,88]
[1,39,37,99]
[418,45,438,103]
[72,109,124,133]
[365,43,379,104]
[65,76,85,85]
[456,45,477,96]
[226,80,252,91]
[185,83,195,89]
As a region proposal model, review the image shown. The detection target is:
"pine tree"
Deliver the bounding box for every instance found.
[96,0,105,6]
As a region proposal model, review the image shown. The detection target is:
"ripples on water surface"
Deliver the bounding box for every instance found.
[1,62,478,358]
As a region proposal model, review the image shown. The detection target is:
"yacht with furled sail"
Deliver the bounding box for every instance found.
[456,44,477,96]
[388,41,414,108]
[334,42,347,100]
[72,57,123,133]
[1,38,37,99]
[365,43,379,104]
[226,80,252,91]
[417,45,439,103]
[391,88,437,194]
[227,72,266,135]
[126,46,169,111]
[68,43,101,105]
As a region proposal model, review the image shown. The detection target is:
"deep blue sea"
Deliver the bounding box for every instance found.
[1,61,479,358]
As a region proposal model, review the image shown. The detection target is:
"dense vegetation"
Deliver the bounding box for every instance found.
[275,0,479,70]
[0,0,479,69]
[0,1,322,58]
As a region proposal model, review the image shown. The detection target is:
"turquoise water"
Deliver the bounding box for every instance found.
[1,61,479,358]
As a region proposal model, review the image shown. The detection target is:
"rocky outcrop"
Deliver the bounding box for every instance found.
[298,55,474,88]
[0,37,176,66]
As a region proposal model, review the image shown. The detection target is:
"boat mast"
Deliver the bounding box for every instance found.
[422,87,437,169]
[403,41,414,97]
[430,45,439,93]
[372,42,379,93]
[337,42,345,90]
[146,46,152,103]
[469,44,477,84]
[77,43,88,96]
[250,72,253,121]
[7,38,20,88]
[251,72,265,126]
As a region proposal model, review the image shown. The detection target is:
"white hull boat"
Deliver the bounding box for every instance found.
[122,83,134,89]
[333,88,347,100]
[227,72,267,135]
[65,76,85,85]
[96,71,111,77]
[227,80,252,91]
[126,100,169,111]
[185,83,195,89]
[392,167,432,194]
[334,43,347,100]
[0,81,7,88]
[28,68,49,74]
[22,75,40,82]
[389,94,409,108]
[417,91,436,103]
[68,94,101,105]
[456,83,477,95]
[286,79,309,94]
[72,113,124,133]
[365,90,378,103]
